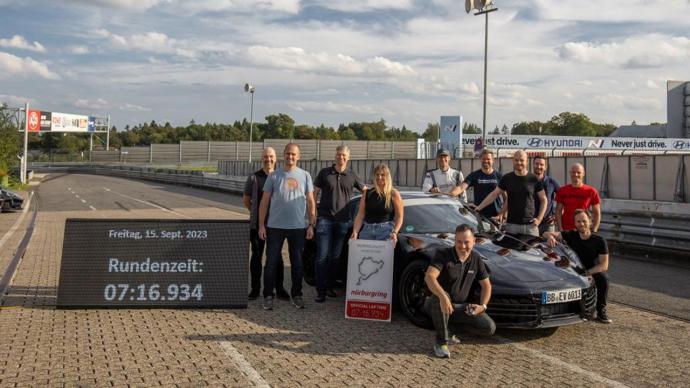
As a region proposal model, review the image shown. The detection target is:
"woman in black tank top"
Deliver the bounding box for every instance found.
[351,164,404,244]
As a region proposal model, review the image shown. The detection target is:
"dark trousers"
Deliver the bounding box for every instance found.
[314,217,350,293]
[263,227,306,298]
[593,272,609,313]
[249,229,284,293]
[424,293,496,345]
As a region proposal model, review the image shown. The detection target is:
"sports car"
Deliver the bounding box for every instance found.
[303,192,596,329]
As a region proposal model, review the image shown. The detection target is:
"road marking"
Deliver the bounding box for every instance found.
[218,341,271,388]
[103,187,190,218]
[75,195,80,199]
[80,199,86,204]
[89,205,97,211]
[0,192,33,250]
[495,335,630,387]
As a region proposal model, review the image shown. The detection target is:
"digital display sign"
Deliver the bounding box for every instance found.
[57,219,249,308]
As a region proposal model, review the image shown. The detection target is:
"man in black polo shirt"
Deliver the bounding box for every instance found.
[544,209,611,323]
[242,147,289,301]
[424,224,495,358]
[313,145,366,302]
[474,150,547,237]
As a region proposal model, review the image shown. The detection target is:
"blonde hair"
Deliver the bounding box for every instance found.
[372,164,393,209]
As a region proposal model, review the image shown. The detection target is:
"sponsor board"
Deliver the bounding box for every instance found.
[461,134,690,151]
[51,112,89,132]
[27,109,40,132]
[345,240,394,322]
[440,116,462,158]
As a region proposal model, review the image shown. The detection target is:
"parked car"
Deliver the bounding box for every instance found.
[303,192,596,329]
[0,188,24,212]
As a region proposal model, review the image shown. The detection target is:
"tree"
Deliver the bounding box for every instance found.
[548,112,597,136]
[422,122,440,142]
[462,122,481,134]
[0,105,21,175]
[264,113,295,139]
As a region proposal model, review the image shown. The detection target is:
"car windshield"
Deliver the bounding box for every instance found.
[401,202,481,234]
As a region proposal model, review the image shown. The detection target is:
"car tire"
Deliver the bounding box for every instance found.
[398,258,433,329]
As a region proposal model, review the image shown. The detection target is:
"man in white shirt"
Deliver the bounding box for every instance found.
[421,148,468,202]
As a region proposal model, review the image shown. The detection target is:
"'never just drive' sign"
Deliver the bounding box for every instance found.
[345,239,394,322]
[57,219,249,308]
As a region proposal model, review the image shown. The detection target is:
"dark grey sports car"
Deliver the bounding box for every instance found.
[303,192,596,329]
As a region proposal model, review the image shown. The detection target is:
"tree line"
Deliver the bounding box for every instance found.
[1,104,623,162]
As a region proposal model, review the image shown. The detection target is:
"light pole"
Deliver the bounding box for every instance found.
[465,0,498,147]
[244,83,255,162]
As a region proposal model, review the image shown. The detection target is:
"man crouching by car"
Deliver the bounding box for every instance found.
[424,224,495,358]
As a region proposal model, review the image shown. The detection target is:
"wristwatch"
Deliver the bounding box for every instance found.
[481,304,487,310]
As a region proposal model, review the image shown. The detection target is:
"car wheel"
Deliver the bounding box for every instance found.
[302,240,316,286]
[398,259,433,329]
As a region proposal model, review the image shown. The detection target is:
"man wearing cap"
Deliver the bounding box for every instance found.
[421,148,468,202]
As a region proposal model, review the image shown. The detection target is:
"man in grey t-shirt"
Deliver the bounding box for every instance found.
[258,143,316,310]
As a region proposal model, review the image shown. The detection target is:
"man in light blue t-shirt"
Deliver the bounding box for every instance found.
[258,143,316,310]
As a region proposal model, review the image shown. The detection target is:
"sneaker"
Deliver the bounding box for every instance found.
[314,293,326,303]
[248,290,260,300]
[262,296,274,310]
[597,309,612,324]
[433,343,451,359]
[276,288,291,301]
[448,335,461,346]
[292,295,305,309]
[326,289,338,298]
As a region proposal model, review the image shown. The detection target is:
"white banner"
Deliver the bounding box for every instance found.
[461,134,690,152]
[345,240,394,322]
[51,112,89,132]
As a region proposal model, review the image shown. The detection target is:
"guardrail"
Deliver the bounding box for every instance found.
[31,164,690,260]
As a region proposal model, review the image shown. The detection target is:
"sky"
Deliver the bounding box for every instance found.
[1,0,689,134]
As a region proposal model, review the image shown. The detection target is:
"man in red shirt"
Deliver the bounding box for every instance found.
[555,163,601,231]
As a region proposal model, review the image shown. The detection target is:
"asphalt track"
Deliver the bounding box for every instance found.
[0,173,688,387]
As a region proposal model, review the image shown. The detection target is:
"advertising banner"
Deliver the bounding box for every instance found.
[345,240,394,322]
[440,116,462,158]
[40,111,52,131]
[51,112,89,132]
[27,109,40,132]
[461,134,690,152]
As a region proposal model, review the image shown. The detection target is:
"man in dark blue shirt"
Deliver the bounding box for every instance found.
[532,156,561,235]
[456,149,504,218]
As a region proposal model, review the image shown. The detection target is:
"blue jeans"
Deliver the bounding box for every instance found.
[263,227,306,298]
[359,221,394,241]
[315,217,351,293]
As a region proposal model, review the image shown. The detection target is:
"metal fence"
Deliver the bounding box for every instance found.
[90,140,420,163]
[218,154,689,204]
[30,164,690,258]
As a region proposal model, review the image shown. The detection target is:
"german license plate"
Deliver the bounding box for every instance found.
[541,288,581,304]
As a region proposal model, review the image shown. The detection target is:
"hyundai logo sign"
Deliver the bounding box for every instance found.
[673,140,690,150]
[527,138,543,148]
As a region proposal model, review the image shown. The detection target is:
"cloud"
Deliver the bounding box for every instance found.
[70,46,90,55]
[66,0,163,11]
[592,93,663,111]
[119,103,151,112]
[246,46,415,77]
[0,52,60,79]
[0,94,35,106]
[534,0,690,24]
[166,0,300,14]
[95,29,197,58]
[74,98,109,109]
[0,35,46,53]
[310,0,413,12]
[287,100,391,115]
[557,34,690,68]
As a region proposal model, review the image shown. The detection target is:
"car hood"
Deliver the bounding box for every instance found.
[401,232,586,285]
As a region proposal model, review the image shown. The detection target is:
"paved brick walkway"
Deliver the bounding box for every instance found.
[0,191,688,387]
